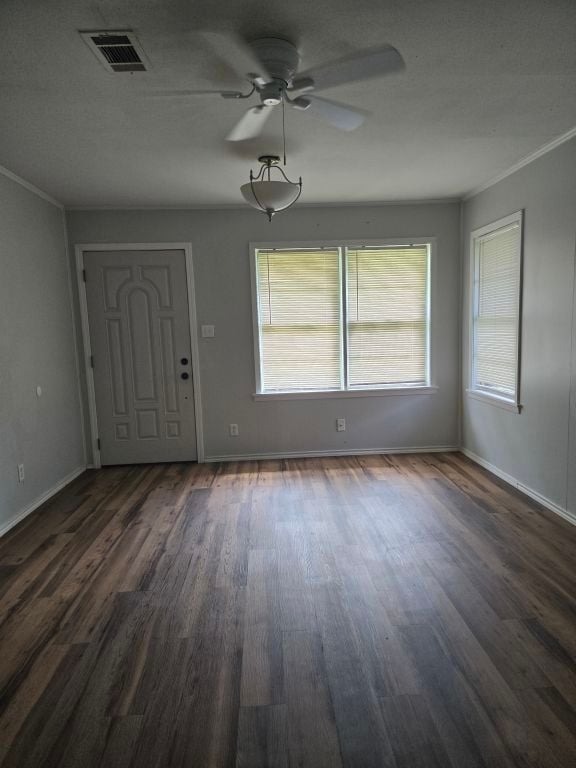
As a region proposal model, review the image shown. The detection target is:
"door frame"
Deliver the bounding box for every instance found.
[75,242,205,467]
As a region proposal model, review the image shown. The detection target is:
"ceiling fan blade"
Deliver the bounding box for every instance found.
[146,89,245,99]
[226,105,273,141]
[300,96,369,131]
[291,44,405,92]
[201,31,271,86]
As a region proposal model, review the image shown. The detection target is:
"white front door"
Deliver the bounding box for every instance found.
[84,249,197,465]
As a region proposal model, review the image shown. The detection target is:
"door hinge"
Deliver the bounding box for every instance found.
[96,437,101,450]
[90,355,94,368]
[82,268,87,282]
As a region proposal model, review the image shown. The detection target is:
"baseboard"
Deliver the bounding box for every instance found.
[0,465,87,538]
[461,448,576,527]
[205,445,459,463]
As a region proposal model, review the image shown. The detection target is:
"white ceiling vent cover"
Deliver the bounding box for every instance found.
[80,31,149,72]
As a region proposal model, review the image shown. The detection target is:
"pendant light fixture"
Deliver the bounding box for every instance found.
[240,155,302,221]
[240,100,302,221]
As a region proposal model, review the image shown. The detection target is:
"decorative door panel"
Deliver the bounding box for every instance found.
[85,250,197,465]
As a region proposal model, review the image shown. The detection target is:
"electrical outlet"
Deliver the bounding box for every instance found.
[229,423,239,436]
[336,418,346,432]
[17,463,25,482]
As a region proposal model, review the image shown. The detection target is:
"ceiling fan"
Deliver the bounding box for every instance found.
[160,32,405,141]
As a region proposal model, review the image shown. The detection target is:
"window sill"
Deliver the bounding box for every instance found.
[466,389,522,413]
[253,386,438,401]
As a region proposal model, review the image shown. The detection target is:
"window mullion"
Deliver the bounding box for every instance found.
[340,247,348,390]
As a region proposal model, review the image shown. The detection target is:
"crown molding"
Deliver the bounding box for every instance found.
[3,126,574,212]
[65,197,460,212]
[0,163,63,209]
[463,126,576,201]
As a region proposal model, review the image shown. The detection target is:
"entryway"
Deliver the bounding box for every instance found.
[80,247,201,465]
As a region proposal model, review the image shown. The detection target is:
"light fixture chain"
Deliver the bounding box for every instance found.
[282,97,287,166]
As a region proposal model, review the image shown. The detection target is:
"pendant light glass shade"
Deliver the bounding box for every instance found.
[241,155,302,221]
[240,180,301,212]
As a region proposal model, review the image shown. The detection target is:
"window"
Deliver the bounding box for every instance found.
[252,241,432,396]
[256,248,342,392]
[469,211,523,409]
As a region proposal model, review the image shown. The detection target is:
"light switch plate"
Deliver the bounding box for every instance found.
[201,325,215,338]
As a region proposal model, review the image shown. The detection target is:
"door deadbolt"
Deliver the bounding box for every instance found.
[180,357,189,365]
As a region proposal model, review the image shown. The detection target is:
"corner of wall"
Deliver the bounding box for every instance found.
[457,198,465,450]
[62,210,88,468]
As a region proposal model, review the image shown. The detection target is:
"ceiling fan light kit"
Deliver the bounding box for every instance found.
[241,155,302,221]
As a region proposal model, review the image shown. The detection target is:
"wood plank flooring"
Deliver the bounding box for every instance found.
[1,452,576,767]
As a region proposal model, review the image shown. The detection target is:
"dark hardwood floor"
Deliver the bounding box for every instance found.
[1,452,576,767]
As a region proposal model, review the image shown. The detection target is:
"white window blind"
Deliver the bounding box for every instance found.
[472,219,521,401]
[346,247,429,387]
[253,242,432,395]
[256,249,342,391]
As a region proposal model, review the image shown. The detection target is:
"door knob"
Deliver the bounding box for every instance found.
[181,372,190,380]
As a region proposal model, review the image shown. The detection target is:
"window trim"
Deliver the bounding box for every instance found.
[249,238,437,398]
[468,211,523,412]
[253,386,439,401]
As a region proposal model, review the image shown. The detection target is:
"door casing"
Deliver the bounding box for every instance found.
[75,243,204,467]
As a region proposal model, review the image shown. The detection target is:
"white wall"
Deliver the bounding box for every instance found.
[67,202,461,461]
[461,137,576,520]
[0,172,85,534]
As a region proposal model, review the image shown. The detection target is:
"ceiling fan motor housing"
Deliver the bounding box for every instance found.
[249,37,300,85]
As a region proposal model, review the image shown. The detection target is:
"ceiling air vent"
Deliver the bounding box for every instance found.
[80,30,149,72]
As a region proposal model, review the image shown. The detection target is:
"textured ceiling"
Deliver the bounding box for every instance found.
[0,0,575,207]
